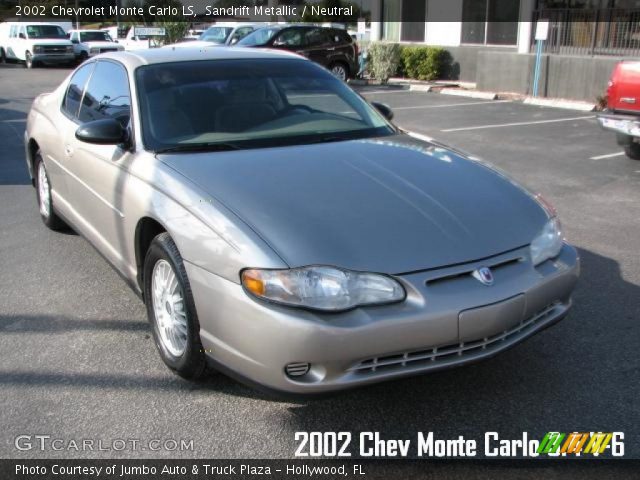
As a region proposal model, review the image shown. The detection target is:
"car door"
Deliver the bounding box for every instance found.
[64,59,134,269]
[46,61,95,204]
[302,28,333,68]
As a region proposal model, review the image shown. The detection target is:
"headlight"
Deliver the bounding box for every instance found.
[33,46,43,54]
[530,217,564,266]
[241,266,405,312]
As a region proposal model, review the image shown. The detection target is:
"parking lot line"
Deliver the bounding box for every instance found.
[361,90,414,95]
[441,115,595,132]
[393,100,511,110]
[590,151,625,160]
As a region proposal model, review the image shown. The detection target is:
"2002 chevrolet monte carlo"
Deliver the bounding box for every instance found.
[25,47,579,395]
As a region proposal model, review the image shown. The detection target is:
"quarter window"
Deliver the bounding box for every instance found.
[79,61,131,126]
[62,63,94,119]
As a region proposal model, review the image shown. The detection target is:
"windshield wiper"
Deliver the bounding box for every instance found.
[154,142,243,154]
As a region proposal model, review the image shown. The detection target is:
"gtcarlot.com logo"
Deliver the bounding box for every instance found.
[14,435,194,452]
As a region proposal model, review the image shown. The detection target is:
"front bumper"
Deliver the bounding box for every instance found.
[32,53,75,64]
[597,110,640,137]
[186,244,579,395]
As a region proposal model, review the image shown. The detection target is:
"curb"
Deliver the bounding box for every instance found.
[523,97,596,112]
[439,89,498,100]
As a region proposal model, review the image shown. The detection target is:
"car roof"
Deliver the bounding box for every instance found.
[98,45,304,68]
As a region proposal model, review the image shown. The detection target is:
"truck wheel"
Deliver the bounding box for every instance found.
[24,51,34,69]
[0,48,5,63]
[78,51,88,65]
[624,141,640,160]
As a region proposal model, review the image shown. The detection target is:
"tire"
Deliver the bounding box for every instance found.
[77,51,88,65]
[34,152,66,230]
[624,141,640,160]
[24,51,34,69]
[329,62,349,82]
[143,232,207,380]
[0,48,5,64]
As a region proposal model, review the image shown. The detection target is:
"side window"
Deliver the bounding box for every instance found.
[62,63,94,119]
[273,29,304,48]
[305,29,330,48]
[9,25,16,38]
[79,61,131,126]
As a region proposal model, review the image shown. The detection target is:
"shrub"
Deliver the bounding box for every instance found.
[367,42,401,84]
[400,46,447,81]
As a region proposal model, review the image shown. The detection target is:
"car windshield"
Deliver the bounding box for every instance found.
[237,27,281,46]
[200,27,233,44]
[26,25,67,39]
[80,31,111,42]
[135,59,393,152]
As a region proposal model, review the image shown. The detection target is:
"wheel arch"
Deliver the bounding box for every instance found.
[134,216,168,293]
[27,138,40,186]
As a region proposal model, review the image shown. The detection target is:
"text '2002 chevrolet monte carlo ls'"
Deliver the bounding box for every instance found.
[24,47,579,395]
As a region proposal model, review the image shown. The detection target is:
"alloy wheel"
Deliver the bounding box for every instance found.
[151,259,188,357]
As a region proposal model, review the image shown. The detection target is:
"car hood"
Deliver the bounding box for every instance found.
[83,41,120,48]
[157,134,548,274]
[30,38,73,46]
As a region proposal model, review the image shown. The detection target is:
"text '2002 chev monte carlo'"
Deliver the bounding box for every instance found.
[24,46,579,395]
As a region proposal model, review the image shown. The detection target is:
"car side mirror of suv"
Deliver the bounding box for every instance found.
[371,102,394,121]
[76,119,129,146]
[19,33,26,39]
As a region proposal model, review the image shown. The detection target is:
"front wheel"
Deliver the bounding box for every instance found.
[24,51,34,69]
[329,62,349,82]
[0,48,5,63]
[143,232,207,380]
[624,141,640,160]
[34,152,66,230]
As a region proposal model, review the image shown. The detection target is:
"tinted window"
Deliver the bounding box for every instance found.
[305,28,330,47]
[80,31,111,42]
[237,27,281,46]
[62,63,94,119]
[26,25,67,39]
[273,29,305,47]
[79,61,131,126]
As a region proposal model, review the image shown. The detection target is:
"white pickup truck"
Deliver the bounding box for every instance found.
[101,26,160,51]
[0,22,74,68]
[68,29,124,62]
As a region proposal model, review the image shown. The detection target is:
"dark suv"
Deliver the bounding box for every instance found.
[237,25,358,81]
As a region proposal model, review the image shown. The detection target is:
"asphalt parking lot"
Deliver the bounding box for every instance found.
[0,63,639,461]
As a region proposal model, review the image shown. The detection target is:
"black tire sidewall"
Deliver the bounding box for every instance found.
[34,153,64,230]
[143,233,206,379]
[625,142,640,160]
[330,62,348,81]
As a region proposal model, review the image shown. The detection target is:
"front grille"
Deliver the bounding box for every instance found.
[42,45,68,54]
[425,256,522,287]
[349,302,562,375]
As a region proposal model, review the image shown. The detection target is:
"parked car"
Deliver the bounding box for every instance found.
[114,26,158,51]
[68,29,124,62]
[25,48,579,395]
[0,22,74,68]
[597,61,640,159]
[166,23,263,49]
[237,25,358,81]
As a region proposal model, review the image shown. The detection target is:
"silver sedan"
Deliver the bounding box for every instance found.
[24,47,579,394]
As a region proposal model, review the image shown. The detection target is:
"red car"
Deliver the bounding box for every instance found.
[597,61,640,159]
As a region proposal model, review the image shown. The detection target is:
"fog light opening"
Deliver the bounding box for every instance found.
[285,362,311,378]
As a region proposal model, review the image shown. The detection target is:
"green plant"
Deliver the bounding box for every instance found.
[367,42,401,84]
[400,46,447,81]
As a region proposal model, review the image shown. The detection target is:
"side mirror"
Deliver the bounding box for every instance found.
[75,119,128,145]
[371,101,394,121]
[19,33,26,39]
[71,39,79,44]
[230,37,239,45]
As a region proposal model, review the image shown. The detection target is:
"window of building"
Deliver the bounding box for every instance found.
[461,0,519,45]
